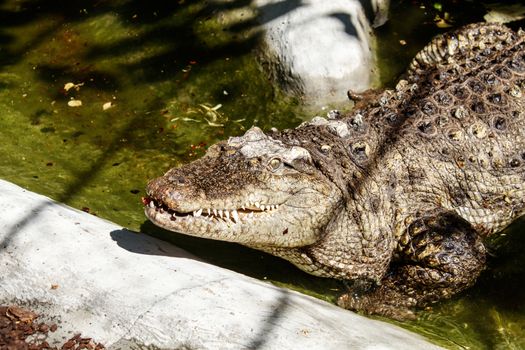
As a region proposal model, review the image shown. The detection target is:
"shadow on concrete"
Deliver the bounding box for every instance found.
[247,289,291,349]
[109,228,200,259]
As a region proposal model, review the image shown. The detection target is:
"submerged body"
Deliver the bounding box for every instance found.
[145,23,525,319]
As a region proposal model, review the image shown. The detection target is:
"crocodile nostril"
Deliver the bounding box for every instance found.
[176,177,186,185]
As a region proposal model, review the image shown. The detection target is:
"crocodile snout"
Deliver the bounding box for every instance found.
[146,173,206,212]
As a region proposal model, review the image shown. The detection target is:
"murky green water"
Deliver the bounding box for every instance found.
[1,0,525,348]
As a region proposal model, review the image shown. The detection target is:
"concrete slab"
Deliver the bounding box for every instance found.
[0,179,442,349]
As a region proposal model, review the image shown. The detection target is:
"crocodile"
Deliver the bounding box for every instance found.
[145,23,525,320]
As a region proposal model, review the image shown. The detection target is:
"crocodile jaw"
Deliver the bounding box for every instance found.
[144,180,341,248]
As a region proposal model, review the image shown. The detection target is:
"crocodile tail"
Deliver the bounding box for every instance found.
[407,23,518,81]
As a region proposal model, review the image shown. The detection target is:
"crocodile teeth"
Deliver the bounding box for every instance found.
[213,208,218,216]
[248,212,254,218]
[260,204,266,211]
[232,210,240,223]
[241,205,246,210]
[218,209,223,218]
[207,208,211,215]
[255,202,260,208]
[194,208,202,217]
[225,211,230,221]
[149,201,155,208]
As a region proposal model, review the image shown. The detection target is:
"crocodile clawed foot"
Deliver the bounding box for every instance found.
[337,289,417,321]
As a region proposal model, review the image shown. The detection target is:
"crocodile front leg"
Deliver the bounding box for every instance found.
[337,211,486,320]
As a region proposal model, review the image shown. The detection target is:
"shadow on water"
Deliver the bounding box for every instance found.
[0,0,309,76]
[0,0,304,247]
[479,220,525,311]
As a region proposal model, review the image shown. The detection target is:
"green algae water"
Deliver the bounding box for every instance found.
[1,0,525,348]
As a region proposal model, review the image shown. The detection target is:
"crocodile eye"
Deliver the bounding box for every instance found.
[268,158,282,171]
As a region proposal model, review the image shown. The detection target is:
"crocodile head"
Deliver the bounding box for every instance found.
[145,127,343,249]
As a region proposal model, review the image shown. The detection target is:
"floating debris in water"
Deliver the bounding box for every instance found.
[200,103,222,111]
[169,102,245,128]
[103,102,114,110]
[172,103,229,127]
[67,99,82,107]
[64,82,84,92]
[171,117,199,122]
[204,118,224,127]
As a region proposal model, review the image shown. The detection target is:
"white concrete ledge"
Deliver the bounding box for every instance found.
[0,179,441,349]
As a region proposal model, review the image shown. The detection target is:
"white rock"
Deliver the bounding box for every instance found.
[255,0,387,109]
[0,179,441,349]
